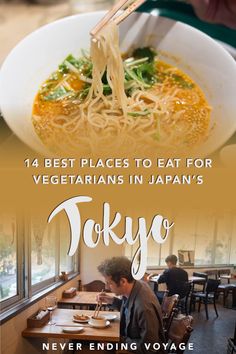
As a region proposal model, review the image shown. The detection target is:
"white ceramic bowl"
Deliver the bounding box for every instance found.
[89,315,107,327]
[0,11,236,155]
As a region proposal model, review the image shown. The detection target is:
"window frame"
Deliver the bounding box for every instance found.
[0,215,25,310]
[58,214,78,275]
[0,214,80,312]
[30,217,79,294]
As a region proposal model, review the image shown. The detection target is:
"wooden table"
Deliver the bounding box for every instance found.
[22,309,120,342]
[149,274,206,292]
[220,275,235,284]
[149,275,161,283]
[149,275,206,284]
[0,1,71,66]
[58,291,115,309]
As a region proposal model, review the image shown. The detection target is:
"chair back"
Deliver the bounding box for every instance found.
[162,294,179,318]
[206,279,220,294]
[181,282,192,298]
[82,280,106,292]
[193,271,208,280]
[168,315,193,353]
[192,272,208,292]
[162,294,179,340]
[218,269,231,277]
[205,269,218,280]
[177,282,192,315]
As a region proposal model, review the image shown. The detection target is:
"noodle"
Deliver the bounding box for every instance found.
[32,22,211,156]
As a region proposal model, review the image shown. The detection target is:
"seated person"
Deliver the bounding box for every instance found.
[155,255,189,302]
[97,256,166,354]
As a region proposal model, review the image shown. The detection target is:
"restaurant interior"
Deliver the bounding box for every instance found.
[0,211,235,354]
[0,1,236,354]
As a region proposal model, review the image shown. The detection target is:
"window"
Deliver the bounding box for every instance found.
[215,214,232,265]
[59,215,75,273]
[31,217,57,286]
[159,231,173,266]
[31,214,79,293]
[125,211,236,268]
[230,218,236,264]
[0,214,18,302]
[0,212,79,313]
[194,215,215,265]
[172,214,197,262]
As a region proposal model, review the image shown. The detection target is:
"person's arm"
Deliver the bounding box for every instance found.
[124,307,163,353]
[189,0,236,29]
[96,291,123,310]
[96,292,114,304]
[111,296,123,311]
[158,269,168,284]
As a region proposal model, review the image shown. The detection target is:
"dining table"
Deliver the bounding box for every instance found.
[149,274,207,292]
[22,309,120,342]
[219,274,235,284]
[149,274,207,283]
[57,291,116,309]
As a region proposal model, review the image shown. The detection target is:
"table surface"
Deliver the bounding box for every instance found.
[58,291,115,306]
[0,1,71,66]
[189,276,207,282]
[149,275,206,283]
[22,309,120,342]
[220,275,234,279]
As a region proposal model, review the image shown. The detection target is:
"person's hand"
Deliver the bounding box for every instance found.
[96,292,114,305]
[146,273,154,281]
[189,0,236,29]
[147,273,159,281]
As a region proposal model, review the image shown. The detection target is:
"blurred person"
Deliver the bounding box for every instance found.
[155,255,188,303]
[97,256,166,354]
[190,0,236,29]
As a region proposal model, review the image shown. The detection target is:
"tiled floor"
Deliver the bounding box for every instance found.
[186,304,236,354]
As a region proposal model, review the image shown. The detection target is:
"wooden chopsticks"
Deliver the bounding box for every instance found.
[93,289,105,318]
[114,0,146,25]
[94,302,102,318]
[90,0,146,37]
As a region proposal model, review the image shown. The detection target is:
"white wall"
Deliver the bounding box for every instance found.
[80,241,124,284]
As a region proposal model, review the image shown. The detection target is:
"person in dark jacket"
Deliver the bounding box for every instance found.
[97,257,166,354]
[156,254,188,302]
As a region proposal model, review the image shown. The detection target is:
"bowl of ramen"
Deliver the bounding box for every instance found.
[0,11,236,156]
[89,315,108,328]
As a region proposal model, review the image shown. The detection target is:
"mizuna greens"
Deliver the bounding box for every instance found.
[40,47,159,103]
[33,23,211,156]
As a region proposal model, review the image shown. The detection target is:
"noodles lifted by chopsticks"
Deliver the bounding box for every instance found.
[80,22,128,123]
[32,22,211,156]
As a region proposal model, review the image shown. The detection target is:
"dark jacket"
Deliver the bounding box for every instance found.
[158,267,188,298]
[112,280,166,354]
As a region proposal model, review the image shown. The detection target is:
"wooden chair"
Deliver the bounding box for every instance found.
[82,280,106,292]
[178,282,192,315]
[189,272,208,312]
[218,269,231,284]
[190,279,220,320]
[192,272,208,291]
[162,293,179,340]
[205,269,219,280]
[218,284,236,307]
[82,280,107,310]
[168,315,193,354]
